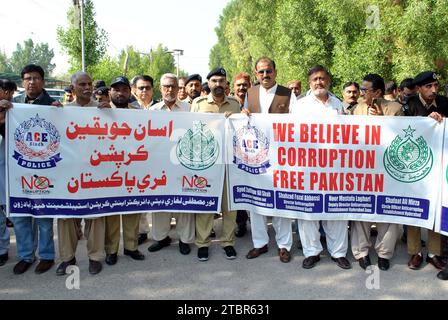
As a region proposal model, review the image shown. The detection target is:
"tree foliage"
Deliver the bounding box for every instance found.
[6,39,56,75]
[210,0,448,92]
[57,0,108,72]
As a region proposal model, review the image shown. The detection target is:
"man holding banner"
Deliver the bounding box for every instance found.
[56,72,108,276]
[404,71,448,272]
[243,57,295,263]
[191,67,240,262]
[292,65,351,270]
[147,74,195,255]
[351,73,404,271]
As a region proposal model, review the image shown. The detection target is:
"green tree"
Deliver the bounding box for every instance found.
[9,39,55,75]
[211,0,448,93]
[0,51,11,73]
[57,0,108,72]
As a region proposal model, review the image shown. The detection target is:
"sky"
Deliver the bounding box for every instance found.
[1,0,230,80]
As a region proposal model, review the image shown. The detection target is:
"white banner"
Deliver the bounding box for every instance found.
[436,121,448,236]
[7,104,226,218]
[227,114,444,229]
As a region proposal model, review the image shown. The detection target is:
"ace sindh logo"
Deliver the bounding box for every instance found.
[176,121,219,170]
[383,125,433,183]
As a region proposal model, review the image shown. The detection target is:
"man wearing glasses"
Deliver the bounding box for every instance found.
[130,75,155,110]
[352,73,403,271]
[243,57,295,264]
[11,64,60,275]
[147,74,194,256]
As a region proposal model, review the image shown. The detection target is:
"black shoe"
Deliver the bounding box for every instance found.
[148,236,171,252]
[137,233,148,246]
[378,257,390,271]
[210,229,216,238]
[358,255,371,270]
[56,257,77,276]
[224,246,237,260]
[197,247,209,261]
[179,241,191,255]
[89,260,102,275]
[124,249,145,260]
[302,255,320,269]
[0,253,8,266]
[5,218,13,228]
[105,253,118,265]
[331,257,352,269]
[235,224,247,238]
[437,268,448,280]
[13,260,33,274]
[34,259,54,274]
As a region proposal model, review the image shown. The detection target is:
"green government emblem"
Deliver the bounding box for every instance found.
[176,121,219,170]
[383,125,433,183]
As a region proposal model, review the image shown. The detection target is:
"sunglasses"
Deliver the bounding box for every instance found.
[256,69,274,75]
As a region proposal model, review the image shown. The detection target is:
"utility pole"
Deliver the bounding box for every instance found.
[73,0,85,71]
[168,49,184,77]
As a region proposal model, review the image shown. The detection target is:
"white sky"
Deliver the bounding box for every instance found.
[1,0,230,80]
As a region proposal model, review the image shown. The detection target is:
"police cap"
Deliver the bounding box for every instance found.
[185,74,202,85]
[206,67,226,80]
[413,71,438,87]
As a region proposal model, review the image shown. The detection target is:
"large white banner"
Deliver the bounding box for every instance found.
[436,122,448,236]
[227,114,444,229]
[7,104,226,218]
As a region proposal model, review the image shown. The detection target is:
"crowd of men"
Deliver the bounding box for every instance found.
[0,57,448,283]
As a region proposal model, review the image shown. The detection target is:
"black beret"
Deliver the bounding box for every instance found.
[185,74,202,85]
[206,67,226,80]
[413,71,438,86]
[110,76,130,88]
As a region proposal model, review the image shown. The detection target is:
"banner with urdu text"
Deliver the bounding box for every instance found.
[227,114,443,230]
[7,104,225,218]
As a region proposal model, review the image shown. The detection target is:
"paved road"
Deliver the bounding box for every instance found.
[1,217,447,300]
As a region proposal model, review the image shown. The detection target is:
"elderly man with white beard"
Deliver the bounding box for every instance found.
[291,65,351,270]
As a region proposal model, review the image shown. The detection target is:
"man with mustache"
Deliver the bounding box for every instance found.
[287,80,302,100]
[341,81,360,115]
[11,64,60,275]
[243,57,296,264]
[292,65,351,270]
[56,71,110,276]
[104,76,146,266]
[147,74,193,256]
[178,77,188,101]
[232,72,252,237]
[402,71,448,279]
[351,73,403,271]
[191,67,240,261]
[183,74,203,105]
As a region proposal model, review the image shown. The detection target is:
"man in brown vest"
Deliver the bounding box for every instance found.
[243,57,295,263]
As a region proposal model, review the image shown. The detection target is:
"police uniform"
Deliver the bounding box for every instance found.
[191,68,240,250]
[402,72,448,268]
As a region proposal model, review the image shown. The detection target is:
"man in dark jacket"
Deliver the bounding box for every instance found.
[11,64,60,275]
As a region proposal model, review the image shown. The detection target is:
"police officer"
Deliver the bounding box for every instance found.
[191,67,240,261]
[183,74,202,104]
[403,71,448,276]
